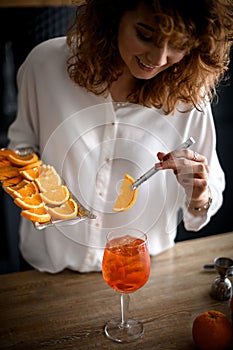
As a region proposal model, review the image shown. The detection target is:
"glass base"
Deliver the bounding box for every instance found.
[104,318,144,343]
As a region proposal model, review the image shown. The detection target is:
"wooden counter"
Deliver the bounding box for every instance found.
[0,232,232,349]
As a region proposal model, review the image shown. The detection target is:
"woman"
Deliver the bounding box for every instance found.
[8,0,233,272]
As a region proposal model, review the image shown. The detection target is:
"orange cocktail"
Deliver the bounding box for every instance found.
[102,229,150,343]
[102,234,150,293]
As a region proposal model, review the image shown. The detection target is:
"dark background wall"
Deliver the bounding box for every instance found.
[0,7,76,273]
[0,7,232,274]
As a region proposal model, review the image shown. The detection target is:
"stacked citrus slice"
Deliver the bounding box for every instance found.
[0,149,80,224]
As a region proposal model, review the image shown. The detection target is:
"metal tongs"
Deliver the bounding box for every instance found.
[131,137,196,190]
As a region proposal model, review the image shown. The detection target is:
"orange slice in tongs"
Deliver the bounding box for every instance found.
[113,173,138,212]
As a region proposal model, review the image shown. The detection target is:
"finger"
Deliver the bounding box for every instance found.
[178,173,209,186]
[167,149,208,164]
[177,163,210,178]
[157,152,166,161]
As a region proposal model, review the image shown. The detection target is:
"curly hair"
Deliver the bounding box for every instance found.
[67,0,233,114]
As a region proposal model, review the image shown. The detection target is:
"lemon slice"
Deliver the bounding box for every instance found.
[35,165,62,192]
[46,198,78,220]
[40,185,70,206]
[113,173,138,212]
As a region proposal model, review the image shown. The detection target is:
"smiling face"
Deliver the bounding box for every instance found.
[117,2,187,80]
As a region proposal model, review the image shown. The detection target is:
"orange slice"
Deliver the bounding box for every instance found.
[21,206,51,223]
[19,167,40,181]
[40,185,70,206]
[14,193,44,210]
[46,198,78,220]
[4,179,30,195]
[35,165,62,192]
[0,166,19,180]
[12,181,39,198]
[2,175,23,187]
[0,149,16,157]
[20,160,42,170]
[0,159,12,167]
[113,173,138,212]
[7,152,38,166]
[78,207,85,217]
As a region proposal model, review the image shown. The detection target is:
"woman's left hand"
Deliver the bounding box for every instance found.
[156,149,210,210]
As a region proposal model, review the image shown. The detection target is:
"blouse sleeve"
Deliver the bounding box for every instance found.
[7,49,40,154]
[181,102,225,231]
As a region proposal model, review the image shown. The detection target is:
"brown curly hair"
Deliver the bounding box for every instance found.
[67,0,233,114]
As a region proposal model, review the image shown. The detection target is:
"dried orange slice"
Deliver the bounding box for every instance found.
[14,193,44,210]
[35,165,62,192]
[12,181,39,198]
[0,149,16,157]
[0,159,12,167]
[0,166,19,180]
[113,173,138,212]
[21,206,51,223]
[4,179,30,195]
[2,175,23,187]
[78,207,85,216]
[20,160,42,170]
[19,167,40,181]
[47,198,78,220]
[7,152,38,166]
[40,185,70,206]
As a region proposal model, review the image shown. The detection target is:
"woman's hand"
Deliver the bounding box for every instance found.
[156,149,210,214]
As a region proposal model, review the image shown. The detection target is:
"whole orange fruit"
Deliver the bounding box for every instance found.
[192,310,232,350]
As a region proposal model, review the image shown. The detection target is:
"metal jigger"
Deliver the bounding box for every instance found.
[210,257,233,301]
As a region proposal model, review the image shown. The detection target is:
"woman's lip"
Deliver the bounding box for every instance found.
[136,57,157,71]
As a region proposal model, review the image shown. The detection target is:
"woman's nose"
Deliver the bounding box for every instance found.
[146,45,168,67]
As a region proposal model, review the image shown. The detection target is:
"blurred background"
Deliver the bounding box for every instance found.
[0,2,232,274]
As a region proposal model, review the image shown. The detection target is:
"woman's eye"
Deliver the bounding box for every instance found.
[136,29,153,42]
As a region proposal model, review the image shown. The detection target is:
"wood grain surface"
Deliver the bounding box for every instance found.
[0,232,232,349]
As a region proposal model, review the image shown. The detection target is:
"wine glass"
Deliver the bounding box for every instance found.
[102,228,150,343]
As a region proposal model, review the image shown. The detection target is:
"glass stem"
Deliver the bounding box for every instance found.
[120,293,129,327]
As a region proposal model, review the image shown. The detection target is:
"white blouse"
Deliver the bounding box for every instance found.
[8,37,225,273]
